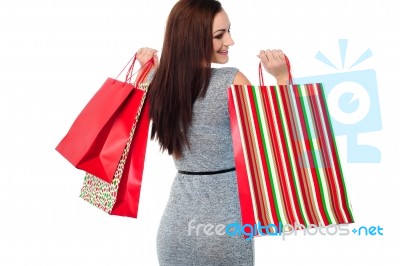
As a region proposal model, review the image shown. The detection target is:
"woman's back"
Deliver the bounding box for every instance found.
[136,1,288,264]
[156,67,255,265]
[174,67,238,172]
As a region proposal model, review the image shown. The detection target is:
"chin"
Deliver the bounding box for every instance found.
[211,54,230,65]
[214,58,229,65]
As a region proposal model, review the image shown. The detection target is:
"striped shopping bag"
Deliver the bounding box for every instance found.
[227,60,354,237]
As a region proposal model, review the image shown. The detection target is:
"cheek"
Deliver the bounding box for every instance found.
[213,40,221,52]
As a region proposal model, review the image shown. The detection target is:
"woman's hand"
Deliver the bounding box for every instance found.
[135,47,159,83]
[258,49,289,85]
[136,47,159,68]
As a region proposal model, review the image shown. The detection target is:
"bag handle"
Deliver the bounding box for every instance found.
[114,53,154,84]
[258,54,293,86]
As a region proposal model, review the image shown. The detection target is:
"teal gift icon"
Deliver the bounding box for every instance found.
[294,39,382,163]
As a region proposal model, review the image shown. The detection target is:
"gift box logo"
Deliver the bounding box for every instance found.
[294,39,382,163]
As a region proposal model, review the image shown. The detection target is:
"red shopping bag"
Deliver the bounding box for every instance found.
[110,97,150,217]
[228,57,354,238]
[79,85,150,218]
[55,54,153,183]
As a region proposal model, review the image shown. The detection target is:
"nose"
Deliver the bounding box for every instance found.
[224,34,234,46]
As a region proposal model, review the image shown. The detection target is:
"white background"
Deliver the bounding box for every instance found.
[1,0,399,265]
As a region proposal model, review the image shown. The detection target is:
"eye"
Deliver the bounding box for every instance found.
[213,28,231,39]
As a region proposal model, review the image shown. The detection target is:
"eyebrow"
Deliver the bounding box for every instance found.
[213,25,230,35]
[213,29,226,35]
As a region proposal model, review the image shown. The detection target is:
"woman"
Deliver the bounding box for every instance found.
[137,0,288,265]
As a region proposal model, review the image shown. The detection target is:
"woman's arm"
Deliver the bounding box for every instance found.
[233,70,252,85]
[135,47,159,83]
[234,49,290,86]
[258,49,289,85]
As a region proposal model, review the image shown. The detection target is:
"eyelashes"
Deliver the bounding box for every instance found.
[213,28,231,39]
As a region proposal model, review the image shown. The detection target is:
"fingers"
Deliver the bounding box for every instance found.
[258,49,285,62]
[258,49,287,67]
[137,47,158,60]
[258,49,289,84]
[136,47,158,66]
[137,47,158,56]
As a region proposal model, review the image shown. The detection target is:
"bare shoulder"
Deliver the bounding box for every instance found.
[233,70,251,85]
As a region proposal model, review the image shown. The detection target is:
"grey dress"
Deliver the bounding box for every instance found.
[156,67,255,266]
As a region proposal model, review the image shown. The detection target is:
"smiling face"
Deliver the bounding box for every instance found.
[211,9,234,64]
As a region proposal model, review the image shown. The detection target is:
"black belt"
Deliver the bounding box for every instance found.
[178,167,236,175]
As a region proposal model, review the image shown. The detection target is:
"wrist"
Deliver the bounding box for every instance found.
[276,78,288,86]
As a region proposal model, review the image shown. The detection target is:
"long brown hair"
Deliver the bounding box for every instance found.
[148,0,222,157]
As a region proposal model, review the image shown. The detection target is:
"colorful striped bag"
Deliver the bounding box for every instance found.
[227,58,354,237]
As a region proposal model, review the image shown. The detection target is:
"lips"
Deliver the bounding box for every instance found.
[218,50,228,55]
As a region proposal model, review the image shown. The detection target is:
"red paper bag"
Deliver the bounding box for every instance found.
[110,97,150,217]
[56,55,153,183]
[79,87,150,218]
